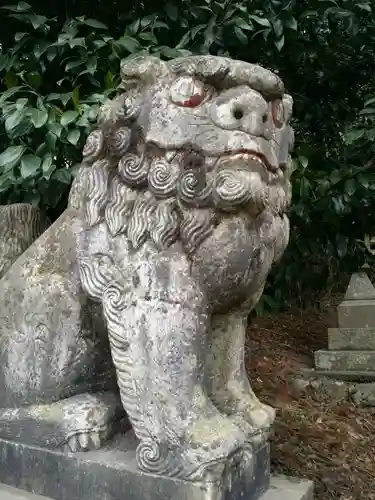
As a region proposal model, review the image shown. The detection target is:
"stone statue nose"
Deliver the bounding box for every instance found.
[209,86,272,140]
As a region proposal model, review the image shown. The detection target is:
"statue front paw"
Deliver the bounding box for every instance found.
[182,414,254,481]
[136,413,254,483]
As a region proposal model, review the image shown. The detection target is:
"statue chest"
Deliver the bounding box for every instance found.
[191,215,276,312]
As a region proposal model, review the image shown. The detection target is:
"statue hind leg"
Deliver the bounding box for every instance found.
[0,210,124,451]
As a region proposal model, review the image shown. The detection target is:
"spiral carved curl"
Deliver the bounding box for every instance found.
[83,129,105,164]
[109,127,132,157]
[177,168,212,207]
[148,158,180,198]
[118,151,150,187]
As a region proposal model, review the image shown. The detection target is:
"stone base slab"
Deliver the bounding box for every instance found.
[292,369,375,407]
[300,367,375,382]
[0,476,314,500]
[314,349,375,372]
[328,327,375,350]
[0,433,271,500]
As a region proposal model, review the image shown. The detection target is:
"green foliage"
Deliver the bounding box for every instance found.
[1,0,375,310]
[0,2,189,216]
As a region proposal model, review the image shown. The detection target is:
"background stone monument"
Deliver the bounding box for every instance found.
[297,269,375,406]
[0,55,313,499]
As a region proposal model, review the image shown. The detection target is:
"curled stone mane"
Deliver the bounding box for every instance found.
[82,141,218,255]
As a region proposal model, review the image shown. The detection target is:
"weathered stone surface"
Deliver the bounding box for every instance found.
[300,367,375,382]
[352,382,375,407]
[261,476,313,500]
[315,350,375,372]
[344,271,375,301]
[328,327,375,350]
[0,55,296,488]
[0,203,49,279]
[291,376,350,402]
[0,484,50,500]
[337,300,375,330]
[0,434,270,500]
[0,476,313,500]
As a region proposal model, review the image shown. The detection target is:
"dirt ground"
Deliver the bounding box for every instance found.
[246,307,375,500]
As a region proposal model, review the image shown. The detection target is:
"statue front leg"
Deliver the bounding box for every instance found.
[206,291,275,442]
[95,252,252,482]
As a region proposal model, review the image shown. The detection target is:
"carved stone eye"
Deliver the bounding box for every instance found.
[272,99,285,128]
[170,76,210,108]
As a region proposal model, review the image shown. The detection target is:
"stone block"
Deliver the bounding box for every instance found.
[300,367,375,382]
[0,476,314,500]
[0,484,50,500]
[337,300,375,330]
[352,382,375,407]
[261,476,314,500]
[290,376,350,402]
[328,327,375,350]
[0,434,270,500]
[315,349,375,372]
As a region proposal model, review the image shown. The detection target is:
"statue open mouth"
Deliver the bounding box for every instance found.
[214,150,279,178]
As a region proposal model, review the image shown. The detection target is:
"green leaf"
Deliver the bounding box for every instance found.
[274,35,285,51]
[116,36,141,53]
[249,15,271,27]
[60,110,79,127]
[330,169,342,185]
[33,40,51,58]
[14,32,28,41]
[30,108,48,128]
[5,71,19,89]
[42,154,55,180]
[272,19,284,38]
[165,3,178,21]
[1,2,31,12]
[233,17,252,31]
[15,98,28,110]
[359,107,375,115]
[26,71,42,89]
[20,155,41,178]
[284,17,298,31]
[29,14,48,30]
[344,178,356,196]
[0,54,9,71]
[67,129,80,145]
[299,156,309,169]
[66,60,84,71]
[46,47,57,62]
[234,26,248,45]
[358,173,369,188]
[5,109,25,134]
[336,234,348,258]
[357,3,371,12]
[0,86,23,105]
[82,19,108,29]
[87,57,97,75]
[48,122,63,137]
[0,145,26,167]
[53,168,72,184]
[344,128,364,144]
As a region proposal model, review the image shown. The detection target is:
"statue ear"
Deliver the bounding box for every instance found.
[120,56,169,87]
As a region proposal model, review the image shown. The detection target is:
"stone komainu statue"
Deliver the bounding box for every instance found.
[0,56,294,481]
[0,203,49,279]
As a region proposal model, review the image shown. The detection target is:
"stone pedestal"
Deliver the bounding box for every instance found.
[0,433,313,500]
